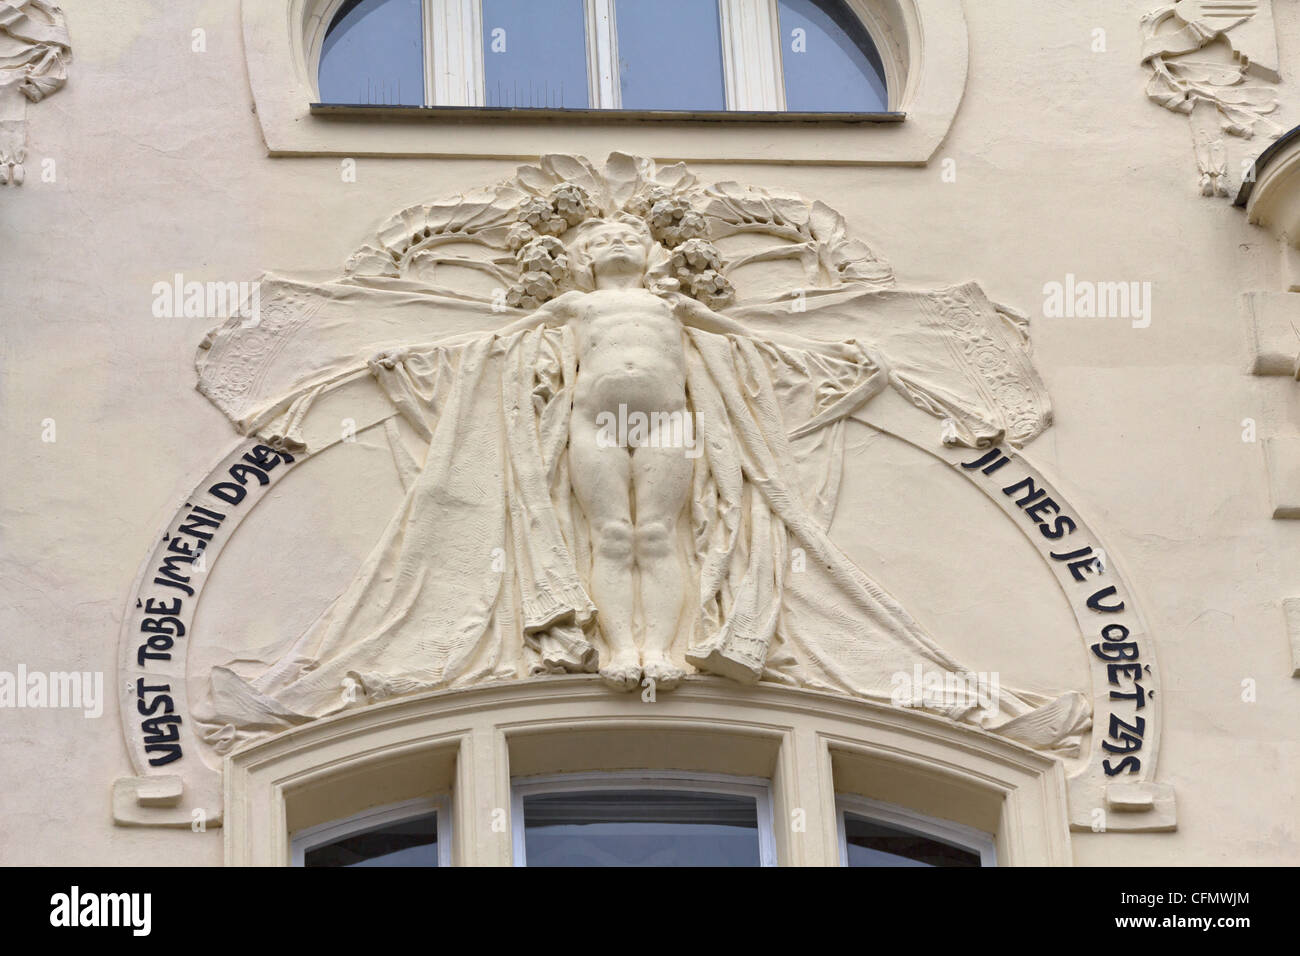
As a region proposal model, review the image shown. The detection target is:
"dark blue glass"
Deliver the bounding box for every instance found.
[304,812,439,867]
[843,813,981,867]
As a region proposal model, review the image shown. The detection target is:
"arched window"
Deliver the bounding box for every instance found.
[315,0,890,113]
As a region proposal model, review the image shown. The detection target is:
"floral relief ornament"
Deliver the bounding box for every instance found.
[187,153,1094,768]
[1140,0,1283,197]
[0,0,70,186]
[501,180,734,310]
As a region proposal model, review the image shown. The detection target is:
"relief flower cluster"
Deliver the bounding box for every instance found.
[630,187,709,248]
[504,184,598,309]
[504,181,733,310]
[629,186,733,308]
[668,237,734,310]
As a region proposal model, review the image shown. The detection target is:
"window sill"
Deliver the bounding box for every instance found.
[309,103,906,126]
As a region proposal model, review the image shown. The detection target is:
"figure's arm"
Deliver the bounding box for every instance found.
[491,289,583,338]
[370,291,581,368]
[672,293,885,369]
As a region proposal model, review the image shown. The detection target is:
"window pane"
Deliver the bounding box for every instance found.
[482,0,590,108]
[318,0,424,106]
[777,0,887,112]
[523,790,761,866]
[304,812,439,867]
[843,813,981,867]
[615,0,725,111]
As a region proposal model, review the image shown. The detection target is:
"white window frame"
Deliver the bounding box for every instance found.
[511,771,778,867]
[290,795,452,867]
[317,0,888,112]
[835,795,997,867]
[428,0,483,107]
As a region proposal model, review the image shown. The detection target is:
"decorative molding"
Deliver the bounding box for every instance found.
[112,774,221,829]
[1243,291,1300,376]
[1240,125,1300,291]
[0,0,70,186]
[1262,437,1300,518]
[1140,0,1282,197]
[223,677,1076,865]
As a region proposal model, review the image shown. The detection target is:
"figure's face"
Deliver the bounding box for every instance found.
[582,222,649,276]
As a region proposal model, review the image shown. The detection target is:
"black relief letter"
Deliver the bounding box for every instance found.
[961,449,1002,470]
[1051,546,1093,562]
[1024,497,1060,523]
[1091,641,1139,662]
[228,464,269,487]
[1103,756,1140,776]
[1087,585,1125,613]
[146,745,183,767]
[1111,685,1148,708]
[1101,713,1145,754]
[1040,515,1077,540]
[209,481,247,505]
[1001,477,1046,507]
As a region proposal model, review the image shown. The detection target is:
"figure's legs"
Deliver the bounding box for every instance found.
[632,438,694,689]
[568,416,641,690]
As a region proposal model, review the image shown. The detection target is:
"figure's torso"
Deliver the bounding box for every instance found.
[569,288,687,416]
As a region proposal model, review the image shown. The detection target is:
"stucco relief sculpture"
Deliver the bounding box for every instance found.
[0,0,69,186]
[1140,0,1282,197]
[192,154,1090,756]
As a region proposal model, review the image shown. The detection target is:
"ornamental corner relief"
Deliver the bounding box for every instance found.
[114,154,1174,834]
[1140,0,1284,197]
[0,0,70,187]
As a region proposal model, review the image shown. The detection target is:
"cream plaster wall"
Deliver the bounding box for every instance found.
[2,0,1298,865]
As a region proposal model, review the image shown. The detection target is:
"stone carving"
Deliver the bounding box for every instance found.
[1140,0,1282,197]
[192,153,1089,757]
[0,0,69,186]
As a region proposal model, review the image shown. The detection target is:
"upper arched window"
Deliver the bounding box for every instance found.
[315,0,889,113]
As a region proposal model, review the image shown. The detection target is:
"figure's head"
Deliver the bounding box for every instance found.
[568,216,658,289]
